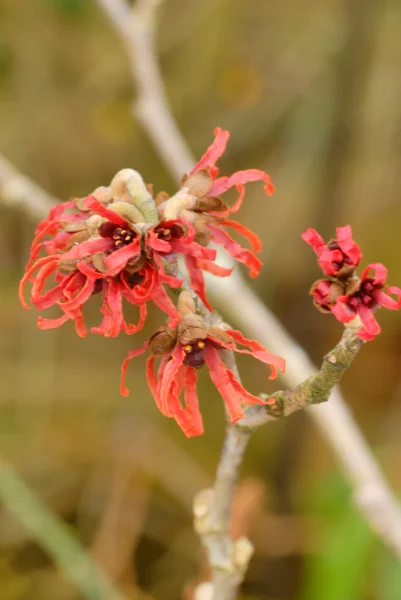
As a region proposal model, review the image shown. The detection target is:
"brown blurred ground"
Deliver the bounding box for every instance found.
[1,0,401,599]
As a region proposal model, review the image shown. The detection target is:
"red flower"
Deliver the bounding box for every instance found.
[157,128,274,290]
[19,193,186,337]
[121,292,286,437]
[302,225,362,278]
[330,264,401,341]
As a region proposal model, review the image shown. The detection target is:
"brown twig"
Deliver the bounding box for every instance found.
[1,1,401,598]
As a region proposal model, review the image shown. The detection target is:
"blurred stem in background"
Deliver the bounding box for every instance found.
[0,454,128,600]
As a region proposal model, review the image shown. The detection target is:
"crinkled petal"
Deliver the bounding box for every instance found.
[184,255,212,310]
[203,346,245,423]
[120,343,149,396]
[210,169,274,197]
[190,128,230,175]
[58,276,95,311]
[182,367,204,437]
[84,195,129,226]
[207,224,262,278]
[336,225,362,265]
[103,240,141,273]
[378,287,401,310]
[221,219,262,253]
[301,228,325,256]
[19,256,58,309]
[196,259,233,277]
[61,238,113,262]
[361,263,388,285]
[225,329,286,378]
[330,297,356,323]
[159,347,186,417]
[357,305,381,341]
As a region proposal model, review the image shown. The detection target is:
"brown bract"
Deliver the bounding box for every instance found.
[148,291,232,357]
[157,169,228,246]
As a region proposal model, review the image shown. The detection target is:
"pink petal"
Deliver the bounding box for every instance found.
[377,287,401,310]
[361,263,388,285]
[182,367,204,437]
[210,169,274,197]
[120,343,149,396]
[207,224,262,278]
[336,225,362,265]
[184,255,212,310]
[331,297,355,324]
[61,238,113,261]
[301,228,325,256]
[203,346,245,423]
[221,219,262,253]
[225,329,286,378]
[159,347,186,417]
[103,240,141,273]
[196,259,233,277]
[190,128,230,175]
[357,305,381,341]
[84,195,129,226]
[147,230,172,253]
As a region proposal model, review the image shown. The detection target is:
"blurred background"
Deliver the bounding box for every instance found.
[1,0,401,598]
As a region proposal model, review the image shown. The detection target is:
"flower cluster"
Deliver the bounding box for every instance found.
[20,128,285,436]
[303,226,401,341]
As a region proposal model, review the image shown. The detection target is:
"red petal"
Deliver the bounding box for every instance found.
[221,219,262,253]
[225,329,286,378]
[84,195,129,226]
[120,343,149,397]
[147,230,172,253]
[151,284,181,326]
[37,314,70,330]
[357,305,381,341]
[210,169,274,196]
[336,225,362,265]
[103,240,141,273]
[226,371,267,406]
[301,228,325,256]
[207,224,262,277]
[378,287,401,310]
[330,297,355,323]
[361,263,388,285]
[210,184,245,218]
[61,238,113,261]
[183,367,204,437]
[203,346,245,423]
[190,128,230,175]
[19,256,58,309]
[184,255,212,310]
[159,347,185,416]
[196,259,233,277]
[58,276,95,311]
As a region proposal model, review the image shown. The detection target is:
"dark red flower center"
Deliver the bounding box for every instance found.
[348,278,382,311]
[183,340,206,368]
[125,270,145,288]
[154,222,185,242]
[327,241,352,269]
[99,222,137,248]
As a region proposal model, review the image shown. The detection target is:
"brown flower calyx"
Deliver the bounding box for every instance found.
[310,275,361,313]
[148,291,232,366]
[157,169,230,246]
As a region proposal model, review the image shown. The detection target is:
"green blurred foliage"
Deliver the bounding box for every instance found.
[1,0,401,598]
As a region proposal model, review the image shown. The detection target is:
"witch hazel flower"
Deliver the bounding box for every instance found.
[156,128,274,307]
[302,225,362,279]
[303,226,401,341]
[121,292,286,437]
[19,169,198,337]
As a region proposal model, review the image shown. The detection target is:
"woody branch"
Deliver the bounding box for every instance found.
[1,1,401,600]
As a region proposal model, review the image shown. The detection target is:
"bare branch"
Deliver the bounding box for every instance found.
[0,155,54,220]
[96,0,194,180]
[2,0,401,596]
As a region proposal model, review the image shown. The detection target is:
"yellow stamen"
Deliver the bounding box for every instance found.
[125,235,132,242]
[197,341,205,348]
[163,229,171,236]
[184,345,192,353]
